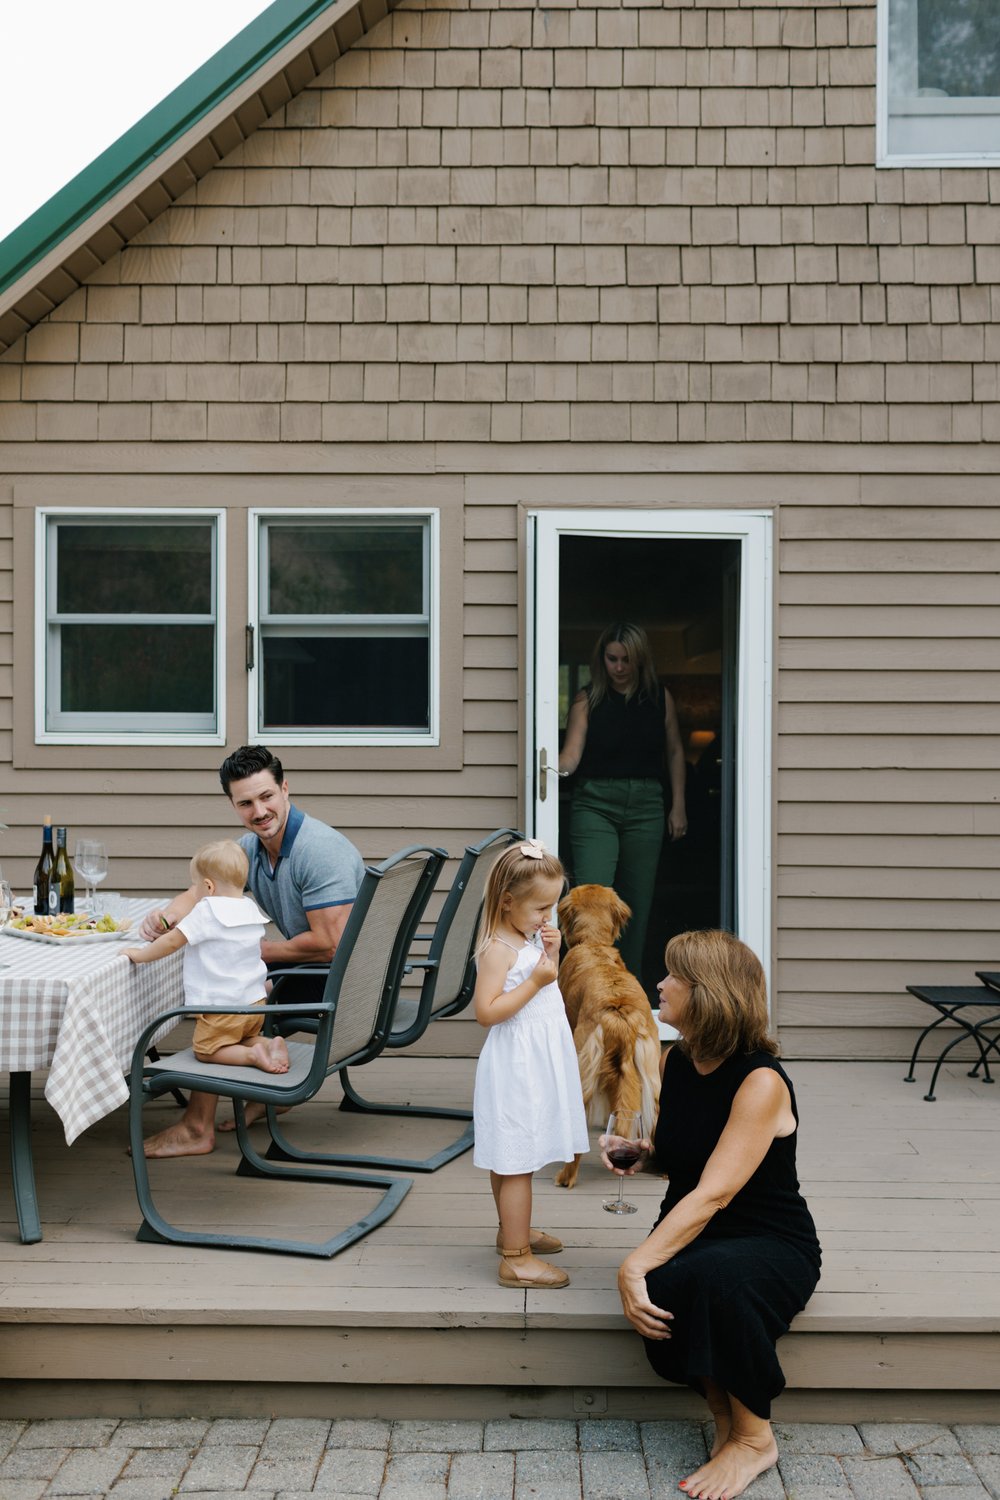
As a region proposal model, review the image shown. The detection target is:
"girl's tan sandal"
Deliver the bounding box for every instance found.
[495,1226,563,1256]
[497,1252,570,1289]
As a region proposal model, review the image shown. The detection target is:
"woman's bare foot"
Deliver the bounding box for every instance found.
[680,1430,778,1500]
[247,1036,290,1073]
[703,1383,733,1457]
[140,1121,215,1158]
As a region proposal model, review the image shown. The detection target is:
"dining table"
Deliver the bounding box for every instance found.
[0,899,184,1244]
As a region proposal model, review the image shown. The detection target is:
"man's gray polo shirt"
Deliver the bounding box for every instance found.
[239,805,364,939]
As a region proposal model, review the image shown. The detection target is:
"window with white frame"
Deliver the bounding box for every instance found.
[38,511,223,742]
[881,0,1000,162]
[249,511,437,743]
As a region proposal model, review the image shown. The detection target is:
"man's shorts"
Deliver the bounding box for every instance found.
[192,1001,266,1057]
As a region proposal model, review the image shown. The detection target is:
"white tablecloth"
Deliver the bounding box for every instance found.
[0,901,184,1144]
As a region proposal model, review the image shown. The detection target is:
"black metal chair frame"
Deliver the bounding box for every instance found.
[276,828,522,1174]
[127,844,445,1258]
[335,826,523,1170]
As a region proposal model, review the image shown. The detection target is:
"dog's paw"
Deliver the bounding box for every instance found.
[554,1167,577,1190]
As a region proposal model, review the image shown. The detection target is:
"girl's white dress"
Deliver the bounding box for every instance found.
[473,936,590,1174]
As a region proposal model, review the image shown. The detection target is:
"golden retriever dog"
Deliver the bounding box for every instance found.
[554,884,661,1190]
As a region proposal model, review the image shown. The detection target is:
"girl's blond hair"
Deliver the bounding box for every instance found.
[190,839,250,890]
[475,843,565,956]
[664,929,778,1064]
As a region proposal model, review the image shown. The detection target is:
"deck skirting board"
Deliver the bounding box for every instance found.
[1,1376,999,1425]
[1,1325,998,1398]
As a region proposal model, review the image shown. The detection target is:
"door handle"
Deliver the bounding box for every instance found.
[539,747,549,802]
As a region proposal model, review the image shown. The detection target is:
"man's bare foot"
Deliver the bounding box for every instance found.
[140,1122,215,1158]
[680,1431,778,1500]
[247,1036,290,1073]
[218,1100,290,1130]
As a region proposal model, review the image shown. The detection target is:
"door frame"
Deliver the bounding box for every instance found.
[526,507,773,982]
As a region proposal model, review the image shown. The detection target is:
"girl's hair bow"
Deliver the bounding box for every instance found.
[520,839,547,859]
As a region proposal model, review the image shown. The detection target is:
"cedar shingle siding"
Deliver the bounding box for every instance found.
[1,0,998,1059]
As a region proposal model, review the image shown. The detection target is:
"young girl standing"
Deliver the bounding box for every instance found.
[473,841,589,1289]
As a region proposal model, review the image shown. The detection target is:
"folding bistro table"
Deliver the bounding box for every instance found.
[0,901,183,1243]
[904,977,1000,1102]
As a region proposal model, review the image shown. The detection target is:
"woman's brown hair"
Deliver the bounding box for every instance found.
[664,929,778,1063]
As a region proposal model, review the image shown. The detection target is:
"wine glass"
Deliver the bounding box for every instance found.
[74,840,108,909]
[0,876,13,927]
[602,1110,644,1215]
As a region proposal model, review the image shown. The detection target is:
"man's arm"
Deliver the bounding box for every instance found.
[138,885,200,942]
[261,903,352,966]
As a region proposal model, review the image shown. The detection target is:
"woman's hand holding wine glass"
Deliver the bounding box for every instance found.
[601,1110,647,1215]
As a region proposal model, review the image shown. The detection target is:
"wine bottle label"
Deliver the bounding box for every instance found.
[48,887,60,916]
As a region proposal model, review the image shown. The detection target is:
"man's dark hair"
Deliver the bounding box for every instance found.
[219,744,284,797]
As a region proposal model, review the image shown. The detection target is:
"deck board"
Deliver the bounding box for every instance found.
[1,1057,999,1413]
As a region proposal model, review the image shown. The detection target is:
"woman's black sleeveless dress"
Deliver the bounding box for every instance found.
[642,1047,821,1419]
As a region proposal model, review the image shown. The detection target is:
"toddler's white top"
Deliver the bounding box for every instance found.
[176,895,268,1009]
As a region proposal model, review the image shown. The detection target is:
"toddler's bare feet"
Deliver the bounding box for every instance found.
[680,1430,778,1500]
[248,1036,290,1073]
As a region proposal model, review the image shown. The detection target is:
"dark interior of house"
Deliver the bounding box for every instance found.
[557,533,740,994]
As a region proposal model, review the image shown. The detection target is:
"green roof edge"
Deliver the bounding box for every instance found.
[0,0,338,302]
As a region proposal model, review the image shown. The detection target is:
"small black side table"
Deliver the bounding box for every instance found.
[904,984,1000,1101]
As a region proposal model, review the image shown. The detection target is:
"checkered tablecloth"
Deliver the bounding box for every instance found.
[0,901,184,1144]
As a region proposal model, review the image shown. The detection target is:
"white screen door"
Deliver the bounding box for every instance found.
[526,508,773,978]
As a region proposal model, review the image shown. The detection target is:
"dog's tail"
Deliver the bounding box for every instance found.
[576,1011,660,1138]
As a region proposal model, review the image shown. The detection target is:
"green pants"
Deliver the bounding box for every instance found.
[568,777,664,981]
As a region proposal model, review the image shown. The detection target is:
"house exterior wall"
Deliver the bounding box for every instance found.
[1,0,998,1059]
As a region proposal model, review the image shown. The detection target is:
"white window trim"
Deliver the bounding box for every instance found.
[247,507,440,747]
[34,507,227,747]
[877,0,1000,166]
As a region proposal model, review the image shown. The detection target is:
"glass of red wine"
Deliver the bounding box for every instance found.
[602,1110,643,1215]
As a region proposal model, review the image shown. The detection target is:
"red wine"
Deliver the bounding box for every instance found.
[608,1145,641,1169]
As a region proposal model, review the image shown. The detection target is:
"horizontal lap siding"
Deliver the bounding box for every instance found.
[776,499,1000,1059]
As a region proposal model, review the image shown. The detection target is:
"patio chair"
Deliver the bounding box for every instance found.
[127,844,446,1258]
[271,828,522,1174]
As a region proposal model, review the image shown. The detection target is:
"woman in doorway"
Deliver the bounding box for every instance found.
[558,621,687,983]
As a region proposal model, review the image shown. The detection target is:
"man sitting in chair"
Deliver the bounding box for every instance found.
[138,744,364,1158]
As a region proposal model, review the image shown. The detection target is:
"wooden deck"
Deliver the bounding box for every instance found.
[2,1041,999,1422]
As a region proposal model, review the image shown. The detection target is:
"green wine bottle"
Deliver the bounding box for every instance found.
[32,816,55,916]
[54,826,75,915]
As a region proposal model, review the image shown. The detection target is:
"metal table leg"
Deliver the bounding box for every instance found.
[8,1072,41,1243]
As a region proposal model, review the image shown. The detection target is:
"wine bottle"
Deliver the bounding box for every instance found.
[33,816,55,916]
[54,826,75,915]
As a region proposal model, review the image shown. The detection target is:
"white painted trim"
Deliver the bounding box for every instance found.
[527,507,774,992]
[876,0,1000,167]
[34,507,227,747]
[246,507,440,748]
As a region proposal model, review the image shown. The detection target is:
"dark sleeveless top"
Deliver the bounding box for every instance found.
[654,1047,821,1265]
[577,686,666,780]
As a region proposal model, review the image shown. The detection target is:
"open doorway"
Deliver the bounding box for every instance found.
[556,535,740,995]
[528,507,773,998]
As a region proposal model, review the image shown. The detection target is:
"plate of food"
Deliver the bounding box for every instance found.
[2,912,133,944]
